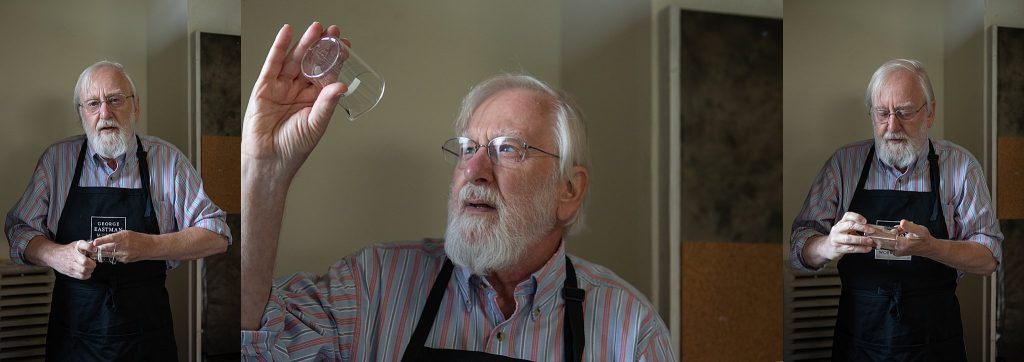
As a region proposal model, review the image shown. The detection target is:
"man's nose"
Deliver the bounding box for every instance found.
[885,116,902,133]
[98,101,114,119]
[462,149,494,184]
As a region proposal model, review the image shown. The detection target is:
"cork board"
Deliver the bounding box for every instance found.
[682,241,782,361]
[998,137,1024,219]
[200,135,240,214]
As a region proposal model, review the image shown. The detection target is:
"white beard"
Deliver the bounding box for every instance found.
[875,129,927,170]
[85,118,133,159]
[444,175,558,275]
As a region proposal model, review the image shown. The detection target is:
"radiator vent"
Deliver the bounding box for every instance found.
[784,266,841,361]
[0,261,54,361]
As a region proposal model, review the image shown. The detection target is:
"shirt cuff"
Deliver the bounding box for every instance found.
[7,228,45,265]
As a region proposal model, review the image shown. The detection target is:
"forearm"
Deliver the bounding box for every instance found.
[241,160,292,330]
[24,235,59,267]
[922,238,998,275]
[800,234,831,270]
[147,227,228,260]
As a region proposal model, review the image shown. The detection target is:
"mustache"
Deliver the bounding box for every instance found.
[96,119,121,132]
[459,184,503,209]
[884,132,908,140]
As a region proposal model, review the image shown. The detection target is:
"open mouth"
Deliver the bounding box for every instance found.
[464,199,496,212]
[99,126,120,133]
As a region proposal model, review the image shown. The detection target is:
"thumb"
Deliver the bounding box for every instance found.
[309,82,347,124]
[75,240,97,253]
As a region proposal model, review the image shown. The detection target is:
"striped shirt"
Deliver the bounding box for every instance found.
[5,134,232,269]
[790,139,1003,274]
[240,240,674,361]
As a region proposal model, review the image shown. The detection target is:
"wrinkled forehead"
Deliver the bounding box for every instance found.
[80,66,132,100]
[464,89,557,143]
[872,70,924,106]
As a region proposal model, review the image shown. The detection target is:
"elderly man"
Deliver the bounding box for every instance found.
[240,23,673,361]
[790,59,1002,361]
[5,61,231,361]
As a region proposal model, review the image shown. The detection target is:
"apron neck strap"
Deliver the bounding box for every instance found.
[562,256,585,362]
[926,140,941,221]
[403,258,454,361]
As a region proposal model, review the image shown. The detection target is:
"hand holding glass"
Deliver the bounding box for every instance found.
[301,36,385,120]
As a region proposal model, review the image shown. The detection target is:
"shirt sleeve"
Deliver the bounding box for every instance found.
[170,155,232,244]
[5,150,56,265]
[634,308,676,361]
[241,258,359,361]
[790,153,845,272]
[949,156,1003,265]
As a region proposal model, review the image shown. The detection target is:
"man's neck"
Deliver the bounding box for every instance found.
[485,230,563,319]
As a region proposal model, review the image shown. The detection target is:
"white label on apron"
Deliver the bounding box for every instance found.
[874,247,912,261]
[91,216,126,240]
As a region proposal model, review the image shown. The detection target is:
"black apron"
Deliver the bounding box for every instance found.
[401,257,585,362]
[832,140,966,361]
[45,136,177,362]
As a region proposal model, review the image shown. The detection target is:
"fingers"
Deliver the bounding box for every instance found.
[74,240,97,254]
[832,218,872,235]
[840,211,867,224]
[308,83,347,126]
[326,25,342,39]
[258,24,294,84]
[281,22,327,80]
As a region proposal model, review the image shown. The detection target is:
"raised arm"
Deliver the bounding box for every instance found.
[240,22,347,330]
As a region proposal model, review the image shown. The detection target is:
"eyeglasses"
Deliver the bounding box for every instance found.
[78,94,135,114]
[442,136,560,165]
[870,103,927,124]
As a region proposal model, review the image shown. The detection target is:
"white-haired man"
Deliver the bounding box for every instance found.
[790,59,1003,361]
[240,23,673,361]
[5,61,231,361]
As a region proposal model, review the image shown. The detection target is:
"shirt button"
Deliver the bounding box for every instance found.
[497,331,504,341]
[532,308,541,320]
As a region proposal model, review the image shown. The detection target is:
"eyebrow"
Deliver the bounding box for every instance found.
[462,128,527,141]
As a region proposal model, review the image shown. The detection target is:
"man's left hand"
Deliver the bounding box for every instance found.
[93,231,154,263]
[893,220,934,257]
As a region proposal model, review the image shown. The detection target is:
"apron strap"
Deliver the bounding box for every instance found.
[402,258,454,362]
[71,138,89,190]
[855,145,875,194]
[562,256,585,362]
[134,135,155,219]
[926,140,940,222]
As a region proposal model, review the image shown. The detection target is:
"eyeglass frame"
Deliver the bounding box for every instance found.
[441,136,560,165]
[77,94,136,114]
[869,102,928,124]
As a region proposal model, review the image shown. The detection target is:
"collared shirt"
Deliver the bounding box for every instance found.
[240,240,674,361]
[790,139,1003,274]
[5,134,232,269]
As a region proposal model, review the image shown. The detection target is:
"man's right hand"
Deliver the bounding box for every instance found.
[46,240,97,280]
[241,22,346,331]
[802,212,876,268]
[242,22,346,183]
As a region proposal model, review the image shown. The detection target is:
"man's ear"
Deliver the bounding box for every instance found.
[557,166,588,222]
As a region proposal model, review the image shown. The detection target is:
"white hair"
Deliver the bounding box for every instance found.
[453,74,590,235]
[73,61,138,118]
[864,59,934,111]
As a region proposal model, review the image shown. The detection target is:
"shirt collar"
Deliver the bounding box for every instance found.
[87,134,138,170]
[452,241,568,309]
